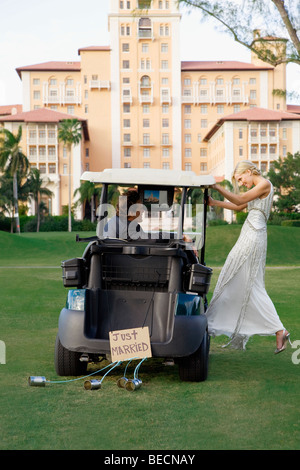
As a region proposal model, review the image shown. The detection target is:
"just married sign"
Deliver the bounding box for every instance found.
[109,327,152,362]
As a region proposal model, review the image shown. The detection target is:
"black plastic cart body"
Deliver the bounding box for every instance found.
[55,169,215,382]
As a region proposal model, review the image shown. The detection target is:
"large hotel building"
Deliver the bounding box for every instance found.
[1,0,300,217]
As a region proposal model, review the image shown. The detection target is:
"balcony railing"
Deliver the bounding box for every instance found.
[139,141,154,146]
[181,94,195,104]
[160,88,171,105]
[139,85,153,104]
[43,83,82,105]
[89,80,110,90]
[138,29,153,40]
[250,153,279,160]
[249,135,279,144]
[181,84,249,105]
[28,137,57,145]
[28,154,57,163]
[44,93,81,105]
[122,89,133,104]
[139,95,153,104]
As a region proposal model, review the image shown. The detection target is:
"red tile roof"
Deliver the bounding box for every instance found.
[0,107,82,123]
[0,108,89,140]
[16,61,81,78]
[204,107,300,141]
[224,107,300,121]
[0,104,23,116]
[181,60,273,71]
[287,104,300,114]
[78,46,110,54]
[16,58,272,79]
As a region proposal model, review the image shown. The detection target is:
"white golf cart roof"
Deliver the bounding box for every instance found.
[81,168,215,187]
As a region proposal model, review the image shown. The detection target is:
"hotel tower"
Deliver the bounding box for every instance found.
[1,0,300,217]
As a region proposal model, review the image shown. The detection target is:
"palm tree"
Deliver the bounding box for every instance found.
[74,180,101,222]
[0,192,9,217]
[0,172,31,232]
[58,119,82,232]
[0,126,29,233]
[27,168,54,232]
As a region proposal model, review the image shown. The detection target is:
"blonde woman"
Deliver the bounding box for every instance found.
[207,160,289,353]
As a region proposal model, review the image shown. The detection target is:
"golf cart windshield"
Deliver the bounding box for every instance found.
[96,185,206,250]
[81,169,215,251]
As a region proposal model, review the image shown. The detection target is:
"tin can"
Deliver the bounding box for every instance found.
[117,376,128,388]
[84,379,101,390]
[125,378,142,391]
[28,376,47,387]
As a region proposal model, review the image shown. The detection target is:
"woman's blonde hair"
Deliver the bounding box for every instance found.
[232,160,261,193]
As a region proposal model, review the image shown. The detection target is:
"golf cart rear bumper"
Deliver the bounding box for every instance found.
[57,307,207,358]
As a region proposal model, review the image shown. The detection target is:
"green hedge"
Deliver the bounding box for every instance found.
[0,215,11,232]
[0,215,97,232]
[235,211,247,224]
[281,220,300,227]
[208,219,229,226]
[268,211,300,225]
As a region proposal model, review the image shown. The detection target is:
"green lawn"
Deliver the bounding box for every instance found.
[0,228,299,450]
[205,224,300,266]
[0,225,299,267]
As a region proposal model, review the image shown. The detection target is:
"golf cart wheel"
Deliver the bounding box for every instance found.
[178,330,209,382]
[55,335,87,376]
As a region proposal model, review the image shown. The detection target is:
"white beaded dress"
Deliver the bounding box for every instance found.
[205,182,284,349]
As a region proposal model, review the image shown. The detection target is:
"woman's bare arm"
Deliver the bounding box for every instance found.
[212,180,270,205]
[208,196,247,212]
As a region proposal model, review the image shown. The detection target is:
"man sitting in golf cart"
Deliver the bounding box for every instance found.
[103,188,147,240]
[103,187,198,257]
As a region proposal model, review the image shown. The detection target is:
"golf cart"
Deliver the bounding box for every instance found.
[55,169,215,382]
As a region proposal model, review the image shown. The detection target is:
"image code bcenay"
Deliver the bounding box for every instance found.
[104,454,196,466]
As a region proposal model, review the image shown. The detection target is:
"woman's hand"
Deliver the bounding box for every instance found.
[183,234,199,258]
[208,196,216,207]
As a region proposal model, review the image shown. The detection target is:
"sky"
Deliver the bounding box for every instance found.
[0,0,299,106]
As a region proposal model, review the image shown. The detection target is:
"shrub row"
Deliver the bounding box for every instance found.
[0,215,97,233]
[281,220,300,227]
[208,219,229,226]
[268,212,300,225]
[234,211,300,226]
[1,211,299,232]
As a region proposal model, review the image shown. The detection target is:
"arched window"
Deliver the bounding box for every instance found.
[48,76,57,86]
[48,76,58,103]
[138,17,152,38]
[141,75,151,87]
[139,17,151,27]
[65,76,74,87]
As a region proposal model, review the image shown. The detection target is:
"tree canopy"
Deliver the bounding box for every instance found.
[58,119,82,232]
[267,151,300,212]
[0,126,29,233]
[179,0,300,67]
